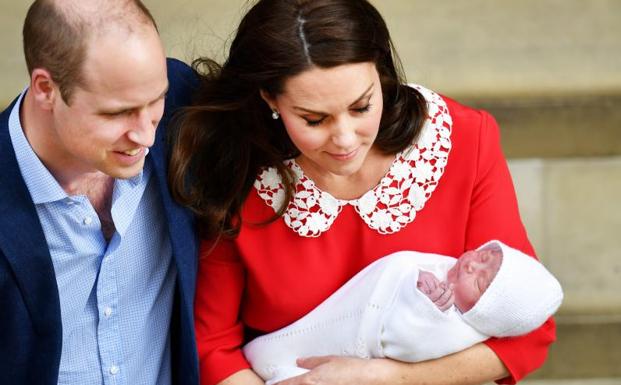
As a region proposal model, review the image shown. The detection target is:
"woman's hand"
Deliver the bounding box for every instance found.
[273,344,508,385]
[273,356,391,385]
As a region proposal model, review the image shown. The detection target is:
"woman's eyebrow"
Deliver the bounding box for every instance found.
[292,83,374,115]
[347,83,374,107]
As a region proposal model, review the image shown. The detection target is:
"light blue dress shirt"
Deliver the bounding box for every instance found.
[8,91,177,385]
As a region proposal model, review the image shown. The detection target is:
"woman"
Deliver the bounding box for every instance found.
[170,1,556,384]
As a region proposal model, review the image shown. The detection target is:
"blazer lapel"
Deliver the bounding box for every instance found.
[0,100,61,335]
[149,123,197,305]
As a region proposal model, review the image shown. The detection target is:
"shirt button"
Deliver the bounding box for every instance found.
[103,307,113,318]
[83,217,93,225]
[110,365,119,375]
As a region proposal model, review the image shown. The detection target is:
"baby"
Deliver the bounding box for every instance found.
[243,241,564,385]
[417,241,503,313]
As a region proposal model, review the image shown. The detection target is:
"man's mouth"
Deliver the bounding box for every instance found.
[120,148,141,156]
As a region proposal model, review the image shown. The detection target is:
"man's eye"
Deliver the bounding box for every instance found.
[103,110,129,117]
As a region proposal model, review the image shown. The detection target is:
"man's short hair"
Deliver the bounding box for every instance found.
[23,0,158,104]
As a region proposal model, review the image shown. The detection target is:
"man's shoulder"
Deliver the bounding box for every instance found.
[166,58,198,102]
[1,96,20,126]
[160,58,199,130]
[167,58,193,80]
[0,96,20,161]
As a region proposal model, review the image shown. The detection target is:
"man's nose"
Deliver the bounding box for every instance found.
[128,109,157,147]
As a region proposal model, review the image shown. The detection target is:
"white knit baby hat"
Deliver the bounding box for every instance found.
[460,240,563,337]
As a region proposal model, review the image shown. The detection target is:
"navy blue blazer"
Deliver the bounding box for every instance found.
[0,58,199,385]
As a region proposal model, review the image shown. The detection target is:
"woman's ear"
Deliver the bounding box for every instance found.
[259,89,277,111]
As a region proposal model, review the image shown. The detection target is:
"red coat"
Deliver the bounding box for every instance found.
[195,95,556,385]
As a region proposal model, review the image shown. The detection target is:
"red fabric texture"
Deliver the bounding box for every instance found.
[194,97,556,385]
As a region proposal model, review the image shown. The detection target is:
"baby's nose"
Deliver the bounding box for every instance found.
[465,260,483,273]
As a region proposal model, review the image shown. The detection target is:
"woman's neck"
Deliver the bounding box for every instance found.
[296,147,396,200]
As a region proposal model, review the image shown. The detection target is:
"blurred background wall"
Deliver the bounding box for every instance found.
[2,1,619,383]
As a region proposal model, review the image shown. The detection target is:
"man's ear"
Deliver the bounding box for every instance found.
[259,89,277,111]
[30,68,59,110]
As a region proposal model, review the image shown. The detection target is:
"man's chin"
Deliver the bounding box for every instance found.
[104,162,145,180]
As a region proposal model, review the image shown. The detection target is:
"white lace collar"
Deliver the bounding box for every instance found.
[253,85,452,237]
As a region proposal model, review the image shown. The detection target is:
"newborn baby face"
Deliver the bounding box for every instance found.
[446,248,502,312]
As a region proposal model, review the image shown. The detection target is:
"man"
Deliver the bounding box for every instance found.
[0,1,198,384]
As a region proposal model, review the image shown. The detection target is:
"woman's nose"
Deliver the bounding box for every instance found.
[331,119,357,149]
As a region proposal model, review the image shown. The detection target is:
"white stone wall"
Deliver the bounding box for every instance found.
[510,158,621,316]
[2,0,620,104]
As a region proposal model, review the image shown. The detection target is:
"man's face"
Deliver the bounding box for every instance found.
[49,26,168,180]
[447,248,503,312]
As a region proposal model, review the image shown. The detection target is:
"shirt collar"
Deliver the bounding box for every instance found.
[8,89,68,204]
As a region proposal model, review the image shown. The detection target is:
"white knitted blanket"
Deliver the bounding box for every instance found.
[243,251,488,385]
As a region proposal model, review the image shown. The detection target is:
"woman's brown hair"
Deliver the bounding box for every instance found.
[169,0,427,239]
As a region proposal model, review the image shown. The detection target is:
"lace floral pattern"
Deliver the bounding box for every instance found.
[254,85,452,237]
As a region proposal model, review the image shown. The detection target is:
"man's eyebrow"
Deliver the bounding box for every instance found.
[156,85,169,101]
[99,85,169,115]
[292,83,374,115]
[147,85,169,106]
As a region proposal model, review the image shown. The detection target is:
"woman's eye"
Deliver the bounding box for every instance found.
[304,117,325,127]
[353,104,371,113]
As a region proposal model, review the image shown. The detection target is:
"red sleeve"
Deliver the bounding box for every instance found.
[464,111,557,384]
[195,239,251,385]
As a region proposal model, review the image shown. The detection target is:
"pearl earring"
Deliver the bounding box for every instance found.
[271,110,280,120]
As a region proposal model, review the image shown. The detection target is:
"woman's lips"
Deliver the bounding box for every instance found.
[327,148,359,161]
